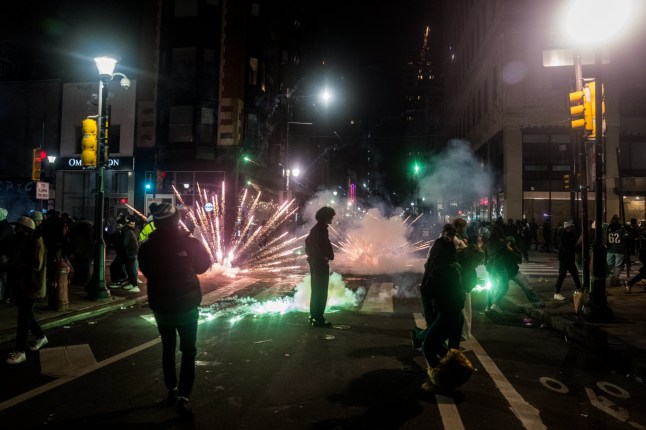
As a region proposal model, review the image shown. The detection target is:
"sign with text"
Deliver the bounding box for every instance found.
[36,181,49,200]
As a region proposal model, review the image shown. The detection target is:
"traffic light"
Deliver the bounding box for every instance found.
[569,89,586,131]
[563,174,571,190]
[156,170,166,191]
[585,81,605,139]
[81,118,98,167]
[31,148,42,181]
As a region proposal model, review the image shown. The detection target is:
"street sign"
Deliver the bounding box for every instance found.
[542,48,610,68]
[36,181,49,200]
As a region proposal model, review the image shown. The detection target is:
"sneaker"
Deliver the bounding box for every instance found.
[108,283,123,289]
[6,351,26,364]
[553,293,566,301]
[176,397,194,419]
[122,284,140,293]
[489,303,503,314]
[167,388,179,406]
[29,336,48,352]
[410,329,423,352]
[137,278,143,284]
[310,318,332,327]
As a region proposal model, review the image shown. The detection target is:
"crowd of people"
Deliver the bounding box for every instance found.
[2,201,646,414]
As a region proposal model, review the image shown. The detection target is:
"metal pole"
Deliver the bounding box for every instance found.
[584,50,612,320]
[574,53,591,291]
[87,77,110,299]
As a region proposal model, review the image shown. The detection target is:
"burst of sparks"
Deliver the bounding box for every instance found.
[173,182,305,276]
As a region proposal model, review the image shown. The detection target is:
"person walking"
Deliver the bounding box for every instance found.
[138,203,211,419]
[553,220,582,301]
[5,216,48,364]
[304,206,336,327]
[420,223,468,391]
[605,214,628,287]
[483,222,510,313]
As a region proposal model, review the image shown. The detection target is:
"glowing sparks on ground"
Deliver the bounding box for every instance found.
[172,182,305,276]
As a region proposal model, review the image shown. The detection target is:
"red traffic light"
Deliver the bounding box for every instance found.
[39,150,47,161]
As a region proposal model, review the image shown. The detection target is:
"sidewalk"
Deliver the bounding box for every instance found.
[505,250,646,385]
[1,251,645,384]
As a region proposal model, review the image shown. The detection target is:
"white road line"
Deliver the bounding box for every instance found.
[0,338,161,412]
[463,337,547,430]
[412,313,545,429]
[360,282,394,313]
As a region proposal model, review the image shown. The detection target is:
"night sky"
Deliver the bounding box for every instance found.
[1,0,436,201]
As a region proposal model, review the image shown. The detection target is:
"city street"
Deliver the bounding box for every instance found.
[1,259,645,429]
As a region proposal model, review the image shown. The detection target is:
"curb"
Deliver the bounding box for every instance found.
[523,306,646,385]
[0,296,149,346]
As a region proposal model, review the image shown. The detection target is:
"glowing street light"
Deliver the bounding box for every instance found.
[87,55,130,300]
[561,0,635,320]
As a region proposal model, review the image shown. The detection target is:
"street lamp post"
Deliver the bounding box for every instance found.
[87,56,129,300]
[562,0,635,319]
[585,51,613,319]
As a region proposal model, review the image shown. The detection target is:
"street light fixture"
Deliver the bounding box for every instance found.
[87,56,129,300]
[563,0,634,320]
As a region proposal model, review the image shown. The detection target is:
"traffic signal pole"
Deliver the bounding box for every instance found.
[573,53,591,294]
[583,50,612,320]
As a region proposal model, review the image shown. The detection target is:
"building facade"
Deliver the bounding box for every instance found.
[441,0,646,226]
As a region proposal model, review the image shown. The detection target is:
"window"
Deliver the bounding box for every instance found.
[249,57,258,86]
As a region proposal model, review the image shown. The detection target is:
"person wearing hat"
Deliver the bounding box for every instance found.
[553,220,582,301]
[304,206,336,327]
[138,203,211,419]
[0,208,15,302]
[5,216,48,364]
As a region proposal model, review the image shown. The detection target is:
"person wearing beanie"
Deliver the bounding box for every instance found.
[0,208,14,302]
[138,203,211,419]
[304,206,336,327]
[6,216,48,364]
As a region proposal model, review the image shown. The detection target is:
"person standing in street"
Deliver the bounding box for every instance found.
[5,216,48,364]
[625,219,646,293]
[553,220,582,301]
[304,206,336,327]
[138,203,211,419]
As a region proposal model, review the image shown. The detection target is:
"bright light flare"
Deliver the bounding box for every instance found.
[563,0,634,46]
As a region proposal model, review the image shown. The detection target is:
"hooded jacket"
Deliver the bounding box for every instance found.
[138,227,211,314]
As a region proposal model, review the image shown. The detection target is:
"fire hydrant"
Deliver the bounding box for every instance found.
[49,258,70,311]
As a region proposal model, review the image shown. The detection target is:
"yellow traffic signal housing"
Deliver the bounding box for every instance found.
[563,174,571,190]
[569,90,586,130]
[82,118,98,167]
[31,148,42,181]
[586,81,605,139]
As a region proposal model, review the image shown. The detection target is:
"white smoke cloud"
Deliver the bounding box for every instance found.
[301,191,426,275]
[418,139,492,204]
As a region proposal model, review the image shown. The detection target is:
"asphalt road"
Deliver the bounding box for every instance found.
[1,271,645,429]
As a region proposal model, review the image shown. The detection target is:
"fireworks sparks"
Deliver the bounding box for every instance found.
[172,182,306,276]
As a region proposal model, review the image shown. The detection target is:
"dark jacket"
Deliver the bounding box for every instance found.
[0,219,14,258]
[421,236,466,312]
[558,228,578,261]
[305,222,334,262]
[138,228,211,313]
[9,233,46,299]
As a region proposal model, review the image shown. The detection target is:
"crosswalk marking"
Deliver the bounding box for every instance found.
[519,263,559,276]
[360,282,394,313]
